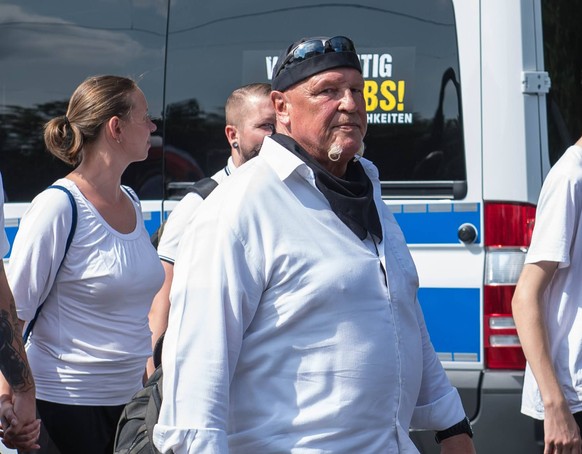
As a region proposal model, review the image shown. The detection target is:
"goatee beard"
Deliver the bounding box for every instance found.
[327,144,343,162]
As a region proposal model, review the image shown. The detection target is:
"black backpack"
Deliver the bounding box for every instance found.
[150,177,219,248]
[114,336,166,454]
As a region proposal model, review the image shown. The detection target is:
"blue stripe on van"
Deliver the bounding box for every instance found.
[418,287,480,362]
[4,225,18,259]
[141,209,162,237]
[391,203,480,245]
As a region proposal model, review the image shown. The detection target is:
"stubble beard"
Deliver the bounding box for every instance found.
[239,144,261,165]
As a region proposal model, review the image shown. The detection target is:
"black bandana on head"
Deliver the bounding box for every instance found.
[271,134,382,241]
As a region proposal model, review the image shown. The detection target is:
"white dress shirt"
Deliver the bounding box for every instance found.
[154,136,465,453]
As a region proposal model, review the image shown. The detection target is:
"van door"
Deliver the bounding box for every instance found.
[411,1,547,452]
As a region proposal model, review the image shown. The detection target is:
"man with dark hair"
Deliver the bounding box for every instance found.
[147,83,275,376]
[154,37,475,453]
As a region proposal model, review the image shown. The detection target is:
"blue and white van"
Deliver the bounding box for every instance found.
[1,0,576,452]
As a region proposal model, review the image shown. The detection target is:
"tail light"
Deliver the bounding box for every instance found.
[484,202,536,369]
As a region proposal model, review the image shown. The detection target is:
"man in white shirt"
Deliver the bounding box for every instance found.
[147,83,275,376]
[0,173,40,451]
[154,36,475,453]
[513,137,582,453]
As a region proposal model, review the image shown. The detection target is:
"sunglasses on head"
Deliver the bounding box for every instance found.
[274,36,356,78]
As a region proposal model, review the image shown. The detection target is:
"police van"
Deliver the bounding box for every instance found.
[1,0,576,452]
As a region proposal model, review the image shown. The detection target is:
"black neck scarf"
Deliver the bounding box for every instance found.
[271,134,382,241]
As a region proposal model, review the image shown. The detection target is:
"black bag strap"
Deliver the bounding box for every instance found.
[150,178,218,248]
[23,185,77,343]
[145,365,164,452]
[152,332,165,369]
[189,177,218,199]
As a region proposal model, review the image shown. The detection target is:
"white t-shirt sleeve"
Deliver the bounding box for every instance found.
[7,188,74,321]
[157,192,204,263]
[0,174,9,258]
[526,164,579,268]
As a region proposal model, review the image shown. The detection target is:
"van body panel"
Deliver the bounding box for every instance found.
[481,0,546,204]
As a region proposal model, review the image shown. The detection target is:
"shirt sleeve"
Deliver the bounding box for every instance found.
[7,188,74,321]
[154,203,263,454]
[525,166,579,268]
[157,192,204,264]
[410,296,466,430]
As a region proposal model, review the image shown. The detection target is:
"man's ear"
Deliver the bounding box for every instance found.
[271,91,290,128]
[225,125,239,148]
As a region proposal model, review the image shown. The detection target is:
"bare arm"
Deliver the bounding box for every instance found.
[146,260,174,377]
[512,261,581,453]
[0,261,33,394]
[440,434,475,454]
[0,261,40,450]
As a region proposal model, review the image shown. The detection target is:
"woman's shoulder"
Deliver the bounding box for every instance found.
[122,185,140,204]
[31,179,78,213]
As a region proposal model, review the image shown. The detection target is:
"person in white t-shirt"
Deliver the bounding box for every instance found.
[513,137,582,453]
[0,173,40,452]
[7,75,164,454]
[146,83,275,376]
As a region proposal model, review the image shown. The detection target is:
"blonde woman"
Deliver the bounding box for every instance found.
[7,75,164,454]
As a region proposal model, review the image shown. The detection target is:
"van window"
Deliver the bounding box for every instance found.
[1,0,463,202]
[0,1,166,202]
[164,0,465,199]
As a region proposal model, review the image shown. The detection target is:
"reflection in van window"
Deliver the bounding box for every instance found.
[1,0,463,202]
[0,1,167,201]
[165,0,465,198]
